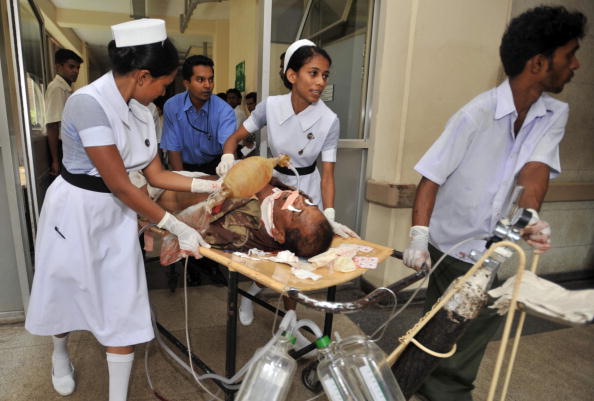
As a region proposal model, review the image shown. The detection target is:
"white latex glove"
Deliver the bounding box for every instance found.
[323,208,360,239]
[191,177,221,193]
[216,153,235,177]
[403,226,432,271]
[172,170,208,178]
[522,208,551,254]
[157,212,210,258]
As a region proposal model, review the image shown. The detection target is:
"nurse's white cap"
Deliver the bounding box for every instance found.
[283,39,316,73]
[111,19,167,48]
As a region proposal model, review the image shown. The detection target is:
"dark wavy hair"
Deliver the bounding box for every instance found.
[282,45,332,90]
[246,91,257,102]
[55,48,83,64]
[500,6,587,78]
[226,88,242,99]
[107,38,178,77]
[182,55,214,80]
[284,218,333,258]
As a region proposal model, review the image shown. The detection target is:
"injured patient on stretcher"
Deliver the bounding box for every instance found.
[132,171,334,265]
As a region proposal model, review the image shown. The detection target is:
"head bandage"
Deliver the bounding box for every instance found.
[261,189,310,237]
[111,19,167,48]
[260,189,285,237]
[283,39,316,73]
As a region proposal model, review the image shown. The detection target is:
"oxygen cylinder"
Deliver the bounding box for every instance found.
[336,336,406,401]
[235,333,297,401]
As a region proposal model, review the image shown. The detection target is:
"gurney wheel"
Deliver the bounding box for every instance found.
[302,360,322,393]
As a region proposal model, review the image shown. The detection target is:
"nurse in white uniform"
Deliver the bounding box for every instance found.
[218,39,356,237]
[25,20,218,401]
[216,40,358,329]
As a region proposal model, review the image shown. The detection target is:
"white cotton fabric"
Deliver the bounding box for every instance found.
[45,74,73,129]
[25,72,157,346]
[283,39,316,73]
[415,79,568,262]
[243,93,339,206]
[111,18,166,47]
[488,271,594,325]
[234,106,247,130]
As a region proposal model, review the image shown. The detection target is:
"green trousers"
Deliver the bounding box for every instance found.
[418,245,502,401]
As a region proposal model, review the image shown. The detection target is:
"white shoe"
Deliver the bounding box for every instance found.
[52,363,75,396]
[239,298,255,326]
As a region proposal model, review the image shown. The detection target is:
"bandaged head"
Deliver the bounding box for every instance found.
[260,189,316,237]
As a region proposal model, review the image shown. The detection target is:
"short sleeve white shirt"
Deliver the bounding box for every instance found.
[45,74,73,126]
[234,106,247,130]
[242,93,339,205]
[415,79,568,261]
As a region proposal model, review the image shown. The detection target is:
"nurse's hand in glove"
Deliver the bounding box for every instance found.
[403,226,432,271]
[323,208,360,239]
[157,212,210,259]
[191,177,222,193]
[216,153,235,177]
[522,208,551,254]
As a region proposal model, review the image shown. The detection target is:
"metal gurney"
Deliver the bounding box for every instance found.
[145,233,398,401]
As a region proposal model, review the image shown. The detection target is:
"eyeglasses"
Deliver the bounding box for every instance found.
[185,93,212,140]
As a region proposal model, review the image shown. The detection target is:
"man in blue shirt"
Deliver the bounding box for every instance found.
[161,55,236,175]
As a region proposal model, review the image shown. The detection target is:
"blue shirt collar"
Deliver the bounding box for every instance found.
[183,91,211,114]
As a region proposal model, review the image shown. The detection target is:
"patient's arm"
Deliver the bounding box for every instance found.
[154,175,296,213]
[157,191,209,213]
[155,175,218,212]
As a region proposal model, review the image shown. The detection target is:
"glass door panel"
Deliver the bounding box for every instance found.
[14,0,48,237]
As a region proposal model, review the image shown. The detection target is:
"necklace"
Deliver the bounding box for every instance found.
[185,92,212,140]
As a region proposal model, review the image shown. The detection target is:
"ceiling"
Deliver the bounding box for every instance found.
[50,0,229,69]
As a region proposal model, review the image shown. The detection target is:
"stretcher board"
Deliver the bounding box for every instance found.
[140,219,392,292]
[199,237,392,293]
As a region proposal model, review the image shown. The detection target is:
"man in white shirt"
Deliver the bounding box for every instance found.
[403,6,586,401]
[45,49,83,176]
[227,88,257,158]
[226,88,247,129]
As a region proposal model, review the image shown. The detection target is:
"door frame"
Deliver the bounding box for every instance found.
[258,0,381,231]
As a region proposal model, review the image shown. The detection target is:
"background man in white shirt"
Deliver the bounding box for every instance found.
[403,6,586,401]
[226,88,247,129]
[45,49,83,176]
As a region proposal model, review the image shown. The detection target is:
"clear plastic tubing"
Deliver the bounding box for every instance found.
[235,334,297,401]
[336,336,406,401]
[294,319,323,338]
[287,163,301,192]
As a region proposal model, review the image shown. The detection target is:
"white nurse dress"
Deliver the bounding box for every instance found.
[243,93,340,206]
[25,72,157,346]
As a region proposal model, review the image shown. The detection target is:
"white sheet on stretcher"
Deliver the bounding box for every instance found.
[488,271,594,325]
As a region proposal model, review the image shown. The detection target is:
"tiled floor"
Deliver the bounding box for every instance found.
[1,278,593,401]
[0,284,361,401]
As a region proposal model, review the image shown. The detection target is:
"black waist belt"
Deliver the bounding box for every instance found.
[274,162,317,176]
[61,165,111,193]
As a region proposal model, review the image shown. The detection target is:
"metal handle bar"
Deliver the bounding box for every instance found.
[286,249,427,314]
